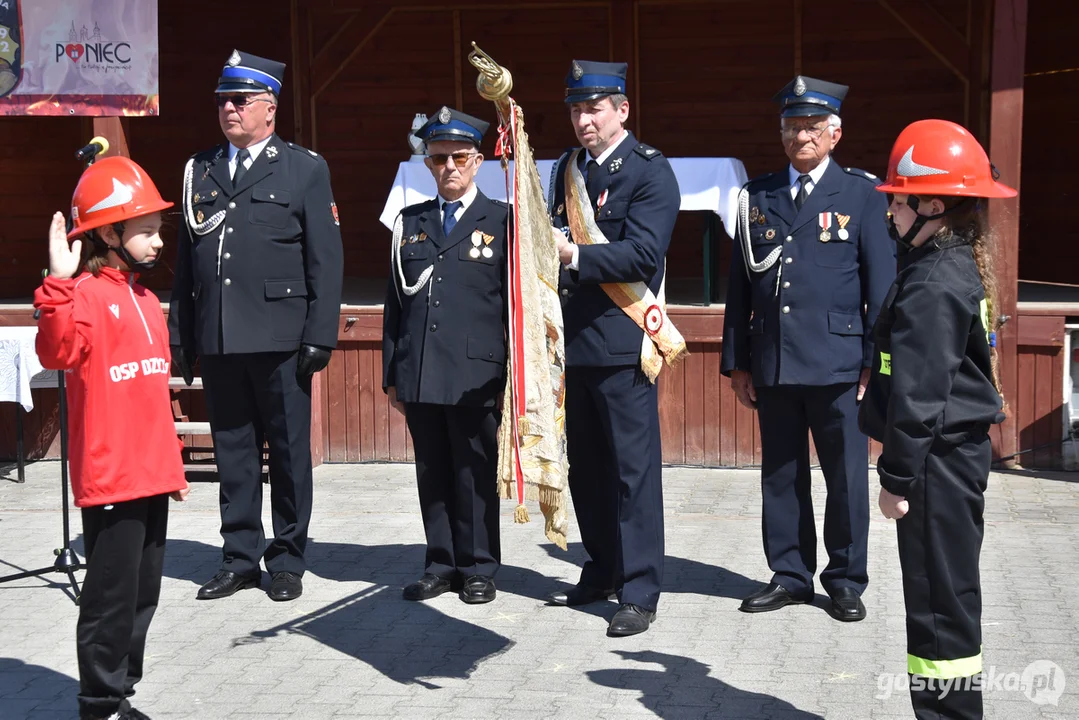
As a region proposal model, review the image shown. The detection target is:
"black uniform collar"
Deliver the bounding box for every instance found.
[899,233,967,270]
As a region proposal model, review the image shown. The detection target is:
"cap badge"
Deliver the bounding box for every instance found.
[572,61,584,80]
[794,77,807,96]
[227,50,241,67]
[438,106,452,124]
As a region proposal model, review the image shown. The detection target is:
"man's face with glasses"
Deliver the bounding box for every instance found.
[781,114,841,172]
[424,140,483,200]
[217,91,277,148]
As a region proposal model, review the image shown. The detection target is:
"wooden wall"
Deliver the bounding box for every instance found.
[1018,1,1079,284]
[2,305,1069,470]
[295,0,987,292]
[0,0,296,300]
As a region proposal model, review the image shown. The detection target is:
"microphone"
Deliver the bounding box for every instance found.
[75,136,110,162]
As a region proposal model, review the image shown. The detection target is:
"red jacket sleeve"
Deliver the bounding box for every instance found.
[34,276,93,370]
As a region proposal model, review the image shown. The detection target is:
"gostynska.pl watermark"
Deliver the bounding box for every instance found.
[876,660,1066,706]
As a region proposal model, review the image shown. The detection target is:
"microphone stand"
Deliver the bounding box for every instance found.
[0,142,106,604]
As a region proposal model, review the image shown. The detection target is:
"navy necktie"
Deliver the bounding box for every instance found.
[233,148,250,188]
[585,159,605,207]
[442,200,462,236]
[795,174,811,211]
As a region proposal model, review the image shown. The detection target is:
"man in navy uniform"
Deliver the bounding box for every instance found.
[545,60,681,637]
[721,76,895,621]
[382,107,508,605]
[169,50,343,602]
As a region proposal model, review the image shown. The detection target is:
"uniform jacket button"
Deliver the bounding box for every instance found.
[784,257,793,264]
[227,227,234,233]
[433,300,440,307]
[561,288,568,296]
[438,255,443,261]
[782,306,790,314]
[782,281,790,289]
[430,324,437,331]
[228,202,236,209]
[223,252,231,260]
[224,278,232,286]
[436,277,442,283]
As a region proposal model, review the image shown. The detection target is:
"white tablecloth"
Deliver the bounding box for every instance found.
[0,326,58,412]
[379,156,748,239]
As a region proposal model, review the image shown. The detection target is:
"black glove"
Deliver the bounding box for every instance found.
[297,344,332,377]
[171,344,194,386]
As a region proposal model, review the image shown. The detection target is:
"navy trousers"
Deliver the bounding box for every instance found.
[566,365,664,612]
[201,351,313,577]
[754,383,869,596]
[405,403,501,580]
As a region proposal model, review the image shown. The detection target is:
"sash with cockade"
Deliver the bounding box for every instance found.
[563,150,687,382]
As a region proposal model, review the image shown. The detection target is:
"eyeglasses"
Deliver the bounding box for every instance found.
[427,152,479,169]
[781,123,830,139]
[216,94,273,110]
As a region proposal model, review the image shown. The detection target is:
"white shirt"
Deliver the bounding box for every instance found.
[228,136,273,179]
[566,130,631,270]
[437,183,478,226]
[788,155,831,201]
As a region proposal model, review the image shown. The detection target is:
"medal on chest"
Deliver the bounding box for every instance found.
[818,212,832,242]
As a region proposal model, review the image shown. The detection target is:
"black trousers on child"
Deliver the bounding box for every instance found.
[77,494,169,720]
[899,435,990,720]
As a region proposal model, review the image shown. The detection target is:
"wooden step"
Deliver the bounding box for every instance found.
[175,421,212,435]
[169,376,204,390]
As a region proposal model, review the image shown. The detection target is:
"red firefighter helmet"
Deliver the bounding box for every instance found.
[875,119,1017,199]
[68,156,174,240]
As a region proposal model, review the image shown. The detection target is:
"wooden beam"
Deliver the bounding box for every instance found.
[89,117,131,158]
[290,0,313,147]
[794,0,802,76]
[609,0,638,135]
[310,5,395,100]
[878,0,971,82]
[989,0,1028,465]
[453,10,463,111]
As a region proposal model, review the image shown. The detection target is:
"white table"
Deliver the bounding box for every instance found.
[379,156,749,239]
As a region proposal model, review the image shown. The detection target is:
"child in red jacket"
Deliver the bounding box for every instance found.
[34,156,189,720]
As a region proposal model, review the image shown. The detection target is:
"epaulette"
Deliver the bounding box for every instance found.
[287,141,321,160]
[490,198,508,208]
[192,145,225,163]
[744,171,778,189]
[634,143,662,160]
[402,198,437,216]
[843,166,880,183]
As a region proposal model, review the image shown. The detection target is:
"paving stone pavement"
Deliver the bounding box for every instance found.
[1,460,1077,720]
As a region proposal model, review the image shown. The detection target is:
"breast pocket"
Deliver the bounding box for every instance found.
[750,226,781,250]
[250,188,292,229]
[596,200,628,235]
[402,245,434,286]
[815,222,859,268]
[457,239,499,289]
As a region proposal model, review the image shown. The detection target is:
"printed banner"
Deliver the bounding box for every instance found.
[0,0,158,116]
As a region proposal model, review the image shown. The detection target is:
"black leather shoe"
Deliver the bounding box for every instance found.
[546,583,616,607]
[829,587,866,622]
[268,571,303,601]
[739,582,813,613]
[196,570,261,600]
[607,603,656,637]
[403,573,453,601]
[459,575,496,604]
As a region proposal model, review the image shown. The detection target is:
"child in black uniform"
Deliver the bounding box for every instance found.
[858,119,1016,720]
